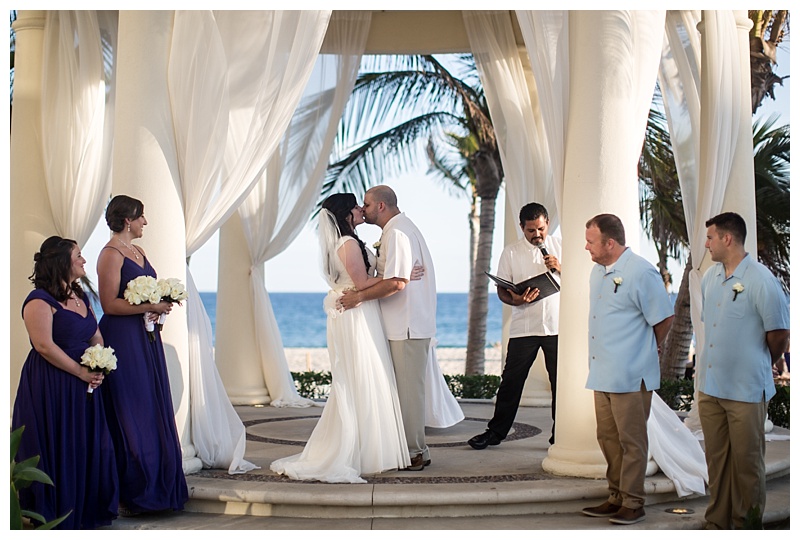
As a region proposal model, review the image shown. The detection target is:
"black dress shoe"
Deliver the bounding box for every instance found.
[467,430,502,450]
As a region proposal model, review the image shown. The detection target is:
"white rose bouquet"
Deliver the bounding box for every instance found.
[80,344,118,397]
[154,278,188,330]
[124,275,160,341]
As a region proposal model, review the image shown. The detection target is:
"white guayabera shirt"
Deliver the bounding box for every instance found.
[497,235,562,338]
[376,213,437,341]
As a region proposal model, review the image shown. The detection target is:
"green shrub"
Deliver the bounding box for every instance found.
[656,378,696,412]
[769,384,789,429]
[290,371,331,400]
[443,373,501,399]
[291,371,501,400]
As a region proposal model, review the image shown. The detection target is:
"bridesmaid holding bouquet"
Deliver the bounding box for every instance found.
[96,195,188,516]
[12,236,118,529]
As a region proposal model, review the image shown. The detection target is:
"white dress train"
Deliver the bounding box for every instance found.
[647,392,708,497]
[424,338,465,428]
[270,238,410,483]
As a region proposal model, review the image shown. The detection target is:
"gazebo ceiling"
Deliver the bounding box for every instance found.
[320,10,525,55]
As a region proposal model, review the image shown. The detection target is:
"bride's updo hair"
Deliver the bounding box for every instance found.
[321,193,370,272]
[106,195,144,233]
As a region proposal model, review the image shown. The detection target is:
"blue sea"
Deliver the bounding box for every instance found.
[200,292,503,348]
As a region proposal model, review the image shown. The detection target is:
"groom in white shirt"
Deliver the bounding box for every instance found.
[339,185,436,471]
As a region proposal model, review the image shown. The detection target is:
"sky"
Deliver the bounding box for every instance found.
[73,20,791,295]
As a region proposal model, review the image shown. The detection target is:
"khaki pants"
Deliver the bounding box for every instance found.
[388,338,430,461]
[593,384,652,509]
[698,392,767,529]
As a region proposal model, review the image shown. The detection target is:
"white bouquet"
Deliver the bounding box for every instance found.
[124,276,160,341]
[80,344,118,397]
[154,278,188,330]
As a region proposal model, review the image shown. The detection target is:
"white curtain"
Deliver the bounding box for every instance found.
[659,10,743,429]
[168,10,330,472]
[462,11,556,228]
[516,10,569,222]
[41,10,117,245]
[237,10,371,407]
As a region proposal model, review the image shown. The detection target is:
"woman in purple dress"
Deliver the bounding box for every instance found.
[97,195,188,516]
[12,236,119,529]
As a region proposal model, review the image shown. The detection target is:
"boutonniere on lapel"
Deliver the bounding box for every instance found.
[613,277,623,293]
[732,282,744,301]
[373,241,381,257]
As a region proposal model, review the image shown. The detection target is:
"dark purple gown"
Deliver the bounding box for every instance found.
[12,289,119,529]
[99,254,188,513]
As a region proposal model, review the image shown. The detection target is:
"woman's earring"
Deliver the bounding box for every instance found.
[127,224,131,232]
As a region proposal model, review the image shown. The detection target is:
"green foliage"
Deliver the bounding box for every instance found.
[10,426,71,530]
[442,373,501,399]
[290,372,789,428]
[656,377,695,412]
[655,378,790,430]
[769,384,790,429]
[290,371,332,400]
[291,371,501,400]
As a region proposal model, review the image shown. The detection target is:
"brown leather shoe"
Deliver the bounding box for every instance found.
[609,506,646,525]
[582,501,622,517]
[404,454,427,471]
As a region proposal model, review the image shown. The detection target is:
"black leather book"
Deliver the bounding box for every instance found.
[484,270,560,300]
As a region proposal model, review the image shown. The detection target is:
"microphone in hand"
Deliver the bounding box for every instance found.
[539,244,557,273]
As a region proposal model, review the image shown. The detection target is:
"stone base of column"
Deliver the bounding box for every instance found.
[519,391,551,408]
[542,444,658,479]
[183,456,203,475]
[228,392,272,407]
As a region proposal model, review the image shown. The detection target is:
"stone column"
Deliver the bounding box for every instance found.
[215,212,271,405]
[112,10,201,473]
[723,11,757,253]
[10,10,53,407]
[543,10,666,478]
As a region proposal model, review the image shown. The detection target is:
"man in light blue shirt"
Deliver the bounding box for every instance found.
[581,214,673,526]
[698,212,789,529]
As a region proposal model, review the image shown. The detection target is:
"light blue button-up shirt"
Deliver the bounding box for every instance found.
[586,248,673,393]
[698,254,789,403]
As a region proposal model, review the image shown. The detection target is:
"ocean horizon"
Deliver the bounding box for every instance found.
[200,292,504,348]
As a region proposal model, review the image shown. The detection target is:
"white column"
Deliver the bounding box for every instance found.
[543,10,665,478]
[216,213,271,405]
[112,11,201,473]
[10,10,52,408]
[723,11,757,252]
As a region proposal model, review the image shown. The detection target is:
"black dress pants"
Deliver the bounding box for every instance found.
[487,335,558,443]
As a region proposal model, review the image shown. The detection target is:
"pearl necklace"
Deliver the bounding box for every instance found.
[70,294,81,308]
[118,237,141,260]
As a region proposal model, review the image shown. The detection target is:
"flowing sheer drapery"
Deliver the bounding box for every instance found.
[167,10,330,472]
[237,11,371,407]
[462,11,555,225]
[516,10,569,222]
[659,11,742,430]
[41,10,117,244]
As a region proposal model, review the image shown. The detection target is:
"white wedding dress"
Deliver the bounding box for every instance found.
[270,236,410,483]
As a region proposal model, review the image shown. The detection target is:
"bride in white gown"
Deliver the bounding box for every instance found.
[270,194,410,483]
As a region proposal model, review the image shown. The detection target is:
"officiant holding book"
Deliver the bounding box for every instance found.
[468,202,561,450]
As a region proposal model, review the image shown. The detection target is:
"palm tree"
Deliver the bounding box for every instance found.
[322,54,502,374]
[749,10,789,114]
[638,103,692,379]
[752,114,790,291]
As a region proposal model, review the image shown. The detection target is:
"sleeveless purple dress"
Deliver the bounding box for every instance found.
[98,254,188,513]
[12,289,119,529]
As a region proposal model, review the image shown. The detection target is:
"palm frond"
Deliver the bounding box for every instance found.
[322,111,463,202]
